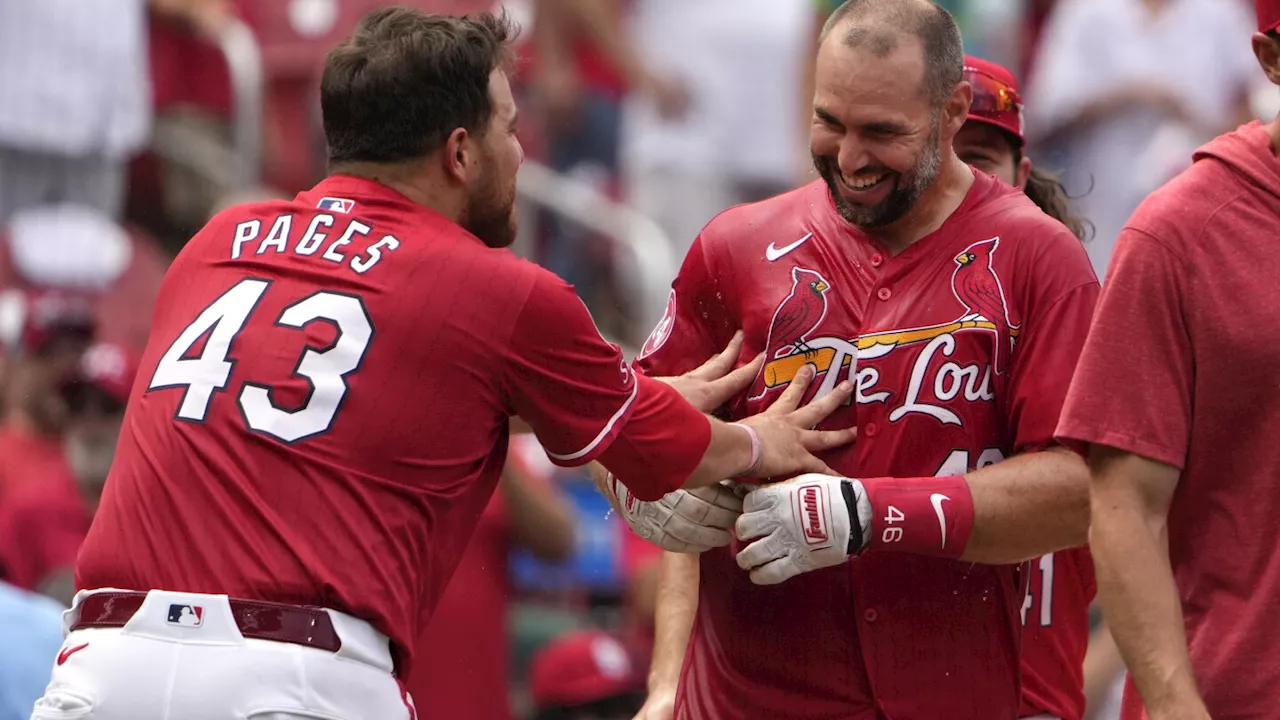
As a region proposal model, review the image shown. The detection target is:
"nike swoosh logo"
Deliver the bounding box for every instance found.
[930,493,951,549]
[765,233,813,262]
[57,642,89,666]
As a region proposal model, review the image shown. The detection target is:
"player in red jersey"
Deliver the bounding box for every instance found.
[1056,5,1280,719]
[31,10,856,719]
[953,55,1096,720]
[610,2,1099,718]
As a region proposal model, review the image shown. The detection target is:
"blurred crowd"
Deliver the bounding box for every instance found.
[0,1,1274,719]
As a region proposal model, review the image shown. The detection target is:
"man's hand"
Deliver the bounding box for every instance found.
[734,366,856,478]
[654,331,762,413]
[735,473,872,585]
[608,474,743,553]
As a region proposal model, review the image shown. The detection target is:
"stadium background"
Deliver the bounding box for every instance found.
[0,1,1273,719]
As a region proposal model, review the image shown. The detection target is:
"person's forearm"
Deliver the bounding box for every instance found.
[501,466,577,561]
[962,447,1090,563]
[1092,488,1206,717]
[857,448,1088,564]
[649,551,699,692]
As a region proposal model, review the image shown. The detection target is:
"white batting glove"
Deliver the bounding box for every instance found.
[608,474,744,553]
[734,474,873,585]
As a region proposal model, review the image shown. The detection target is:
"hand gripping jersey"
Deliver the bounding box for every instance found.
[638,174,1099,720]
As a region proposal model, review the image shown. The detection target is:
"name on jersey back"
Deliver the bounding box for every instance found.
[230,213,400,274]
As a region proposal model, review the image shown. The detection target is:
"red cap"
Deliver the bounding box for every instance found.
[78,342,138,404]
[963,55,1025,147]
[1260,0,1280,32]
[0,287,96,355]
[529,631,644,708]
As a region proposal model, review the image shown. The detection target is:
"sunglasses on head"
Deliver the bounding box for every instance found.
[965,68,1023,123]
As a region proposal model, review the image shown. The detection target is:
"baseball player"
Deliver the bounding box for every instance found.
[1056,3,1280,719]
[31,10,857,720]
[606,2,1099,718]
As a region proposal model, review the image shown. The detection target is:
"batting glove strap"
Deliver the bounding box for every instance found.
[859,474,974,559]
[841,479,871,555]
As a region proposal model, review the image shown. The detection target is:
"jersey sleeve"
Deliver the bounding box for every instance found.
[1056,230,1192,469]
[1005,234,1100,454]
[635,236,730,378]
[502,272,641,467]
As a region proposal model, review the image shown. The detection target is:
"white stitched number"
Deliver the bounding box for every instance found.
[148,278,373,443]
[1021,553,1055,627]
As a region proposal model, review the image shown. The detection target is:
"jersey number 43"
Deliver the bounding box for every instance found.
[147,278,373,443]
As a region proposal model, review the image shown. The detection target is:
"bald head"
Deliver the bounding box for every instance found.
[820,0,964,106]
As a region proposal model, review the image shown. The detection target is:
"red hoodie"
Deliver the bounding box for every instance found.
[1057,120,1280,720]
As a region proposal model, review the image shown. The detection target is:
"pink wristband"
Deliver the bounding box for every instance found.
[733,423,763,477]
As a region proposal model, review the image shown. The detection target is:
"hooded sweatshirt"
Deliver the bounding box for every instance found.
[1056,119,1280,719]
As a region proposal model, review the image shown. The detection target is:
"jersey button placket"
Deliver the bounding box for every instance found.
[863,422,878,438]
[863,608,878,622]
[876,287,892,301]
[870,254,884,268]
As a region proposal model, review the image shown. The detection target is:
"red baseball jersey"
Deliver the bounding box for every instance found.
[637,173,1098,719]
[76,175,710,670]
[1019,548,1096,720]
[1057,122,1280,719]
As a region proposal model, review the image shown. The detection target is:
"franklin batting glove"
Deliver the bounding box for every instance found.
[608,474,744,553]
[734,474,873,585]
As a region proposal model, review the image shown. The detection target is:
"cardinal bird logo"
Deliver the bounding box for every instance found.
[765,267,831,359]
[749,267,831,400]
[951,236,1019,374]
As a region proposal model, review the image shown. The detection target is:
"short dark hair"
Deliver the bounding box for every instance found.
[821,0,964,106]
[321,8,517,165]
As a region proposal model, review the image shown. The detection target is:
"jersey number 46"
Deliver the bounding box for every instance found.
[147,278,372,443]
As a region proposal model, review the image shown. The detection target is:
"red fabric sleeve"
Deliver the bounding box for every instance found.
[1056,231,1193,468]
[503,272,642,467]
[596,375,711,501]
[635,236,731,378]
[1006,279,1099,455]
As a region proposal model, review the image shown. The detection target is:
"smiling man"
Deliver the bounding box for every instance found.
[614,1,1103,718]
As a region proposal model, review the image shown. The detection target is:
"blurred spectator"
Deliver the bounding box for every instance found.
[622,0,811,254]
[61,343,139,515]
[530,0,685,308]
[0,286,95,605]
[0,1,150,223]
[406,434,577,720]
[0,206,133,605]
[528,629,646,720]
[1025,0,1258,280]
[0,580,63,720]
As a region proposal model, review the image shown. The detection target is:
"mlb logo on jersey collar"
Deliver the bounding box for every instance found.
[317,197,356,213]
[167,604,204,627]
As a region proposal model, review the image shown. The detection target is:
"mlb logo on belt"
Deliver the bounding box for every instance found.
[317,197,356,213]
[167,604,204,627]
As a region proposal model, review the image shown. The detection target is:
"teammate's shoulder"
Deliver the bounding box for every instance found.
[696,181,826,255]
[1123,151,1254,251]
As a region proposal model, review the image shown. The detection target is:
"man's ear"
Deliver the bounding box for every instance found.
[1254,32,1280,86]
[1015,154,1032,190]
[442,127,473,185]
[943,81,974,140]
